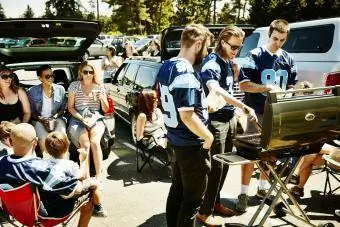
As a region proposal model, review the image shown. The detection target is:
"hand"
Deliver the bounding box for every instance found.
[89,177,99,189]
[97,91,105,101]
[243,106,257,122]
[77,148,88,162]
[266,84,283,92]
[202,132,214,150]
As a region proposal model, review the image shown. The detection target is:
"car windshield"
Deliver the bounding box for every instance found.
[134,38,151,47]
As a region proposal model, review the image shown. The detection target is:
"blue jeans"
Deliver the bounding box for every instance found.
[166,144,211,227]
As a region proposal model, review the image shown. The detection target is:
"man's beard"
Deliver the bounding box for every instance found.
[194,46,205,66]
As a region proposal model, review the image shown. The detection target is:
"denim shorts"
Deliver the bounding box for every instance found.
[67,117,105,147]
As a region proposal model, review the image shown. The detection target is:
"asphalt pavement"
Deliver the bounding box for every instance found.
[90,117,340,227]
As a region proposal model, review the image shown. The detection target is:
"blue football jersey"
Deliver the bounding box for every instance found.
[201,53,235,121]
[157,57,208,147]
[239,46,298,113]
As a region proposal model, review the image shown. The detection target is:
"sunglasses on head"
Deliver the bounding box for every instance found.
[43,74,54,79]
[83,70,94,75]
[225,41,243,51]
[0,73,14,80]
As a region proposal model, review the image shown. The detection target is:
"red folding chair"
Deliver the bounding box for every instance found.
[0,182,90,227]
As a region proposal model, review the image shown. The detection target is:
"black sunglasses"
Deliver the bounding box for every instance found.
[0,73,14,80]
[83,70,94,75]
[225,41,243,51]
[43,74,54,79]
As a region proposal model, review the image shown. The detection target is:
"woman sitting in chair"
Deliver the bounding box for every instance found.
[136,89,166,151]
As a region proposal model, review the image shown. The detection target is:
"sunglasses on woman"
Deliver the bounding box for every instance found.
[43,74,54,80]
[83,70,94,75]
[0,74,14,80]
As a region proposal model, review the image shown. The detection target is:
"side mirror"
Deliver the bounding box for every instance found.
[104,77,113,84]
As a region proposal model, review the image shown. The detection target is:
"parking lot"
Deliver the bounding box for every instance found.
[88,117,339,227]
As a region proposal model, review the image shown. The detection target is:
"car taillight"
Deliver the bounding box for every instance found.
[324,71,340,94]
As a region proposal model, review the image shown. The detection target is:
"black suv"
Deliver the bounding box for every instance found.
[106,25,255,142]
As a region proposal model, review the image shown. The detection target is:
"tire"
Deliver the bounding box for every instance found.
[131,113,137,144]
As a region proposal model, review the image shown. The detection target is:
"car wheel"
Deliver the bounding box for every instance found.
[83,51,89,61]
[131,113,137,144]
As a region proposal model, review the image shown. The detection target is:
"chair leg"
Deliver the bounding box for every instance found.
[323,171,330,206]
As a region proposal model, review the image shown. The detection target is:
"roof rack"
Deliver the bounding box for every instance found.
[128,56,161,62]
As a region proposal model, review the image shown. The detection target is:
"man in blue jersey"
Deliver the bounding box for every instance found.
[157,24,214,227]
[236,19,298,212]
[0,123,97,226]
[197,26,257,225]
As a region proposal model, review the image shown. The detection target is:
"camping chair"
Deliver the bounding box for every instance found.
[136,135,170,177]
[0,182,90,227]
[323,155,340,205]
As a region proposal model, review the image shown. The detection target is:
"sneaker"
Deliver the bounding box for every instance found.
[256,188,268,199]
[235,194,248,212]
[196,213,222,227]
[214,203,235,217]
[92,204,108,217]
[289,186,304,198]
[335,209,340,218]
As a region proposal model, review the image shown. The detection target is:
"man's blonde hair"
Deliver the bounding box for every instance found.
[180,24,213,48]
[269,19,290,37]
[215,25,245,52]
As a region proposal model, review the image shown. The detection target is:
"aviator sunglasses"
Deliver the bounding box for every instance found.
[0,73,14,80]
[43,74,54,80]
[225,41,243,51]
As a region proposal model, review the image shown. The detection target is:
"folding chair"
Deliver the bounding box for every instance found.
[323,155,340,205]
[0,182,90,227]
[136,136,170,176]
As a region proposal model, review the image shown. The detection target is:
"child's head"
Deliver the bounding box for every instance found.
[0,121,15,145]
[45,131,70,158]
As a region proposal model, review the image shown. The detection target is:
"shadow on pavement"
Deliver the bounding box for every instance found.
[106,141,171,187]
[137,213,167,227]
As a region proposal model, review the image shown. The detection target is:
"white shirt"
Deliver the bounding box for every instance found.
[41,92,53,117]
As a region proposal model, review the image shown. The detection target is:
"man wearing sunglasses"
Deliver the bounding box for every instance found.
[27,65,67,158]
[236,19,298,212]
[197,26,257,226]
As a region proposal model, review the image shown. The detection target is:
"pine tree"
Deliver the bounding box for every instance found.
[22,5,35,18]
[0,3,6,19]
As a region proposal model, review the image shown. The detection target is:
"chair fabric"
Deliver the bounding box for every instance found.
[0,182,90,227]
[323,155,340,205]
[136,136,170,176]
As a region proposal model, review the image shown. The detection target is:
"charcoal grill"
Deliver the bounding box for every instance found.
[214,86,340,227]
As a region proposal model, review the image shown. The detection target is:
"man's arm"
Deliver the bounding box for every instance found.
[239,81,277,93]
[179,110,213,149]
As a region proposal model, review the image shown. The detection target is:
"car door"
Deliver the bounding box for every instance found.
[89,39,105,56]
[110,62,139,121]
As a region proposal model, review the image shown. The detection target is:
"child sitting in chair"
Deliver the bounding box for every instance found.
[45,131,108,217]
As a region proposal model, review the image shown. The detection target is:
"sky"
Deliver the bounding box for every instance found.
[0,0,112,18]
[0,0,228,18]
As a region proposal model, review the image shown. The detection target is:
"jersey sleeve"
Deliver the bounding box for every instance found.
[201,58,221,87]
[288,56,298,86]
[239,53,257,84]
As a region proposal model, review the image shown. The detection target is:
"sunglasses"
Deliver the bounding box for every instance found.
[83,70,94,75]
[225,41,243,51]
[43,74,54,79]
[0,74,14,80]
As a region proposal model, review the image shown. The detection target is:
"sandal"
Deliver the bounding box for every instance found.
[289,186,304,198]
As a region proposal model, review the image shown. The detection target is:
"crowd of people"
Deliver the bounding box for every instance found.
[0,19,339,227]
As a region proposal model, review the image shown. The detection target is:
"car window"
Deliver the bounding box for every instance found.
[115,63,129,83]
[238,33,260,58]
[134,65,159,88]
[122,63,139,86]
[283,24,335,53]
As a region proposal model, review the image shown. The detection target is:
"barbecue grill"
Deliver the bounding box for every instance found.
[214,86,340,227]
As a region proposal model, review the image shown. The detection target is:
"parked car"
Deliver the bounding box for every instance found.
[106,25,255,142]
[133,38,152,55]
[83,38,107,60]
[236,17,340,88]
[110,36,140,55]
[97,34,115,46]
[13,38,48,47]
[0,19,115,158]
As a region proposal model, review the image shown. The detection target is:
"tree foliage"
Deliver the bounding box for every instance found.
[43,0,84,19]
[0,3,6,19]
[172,0,212,25]
[248,0,340,26]
[144,0,174,34]
[22,5,35,18]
